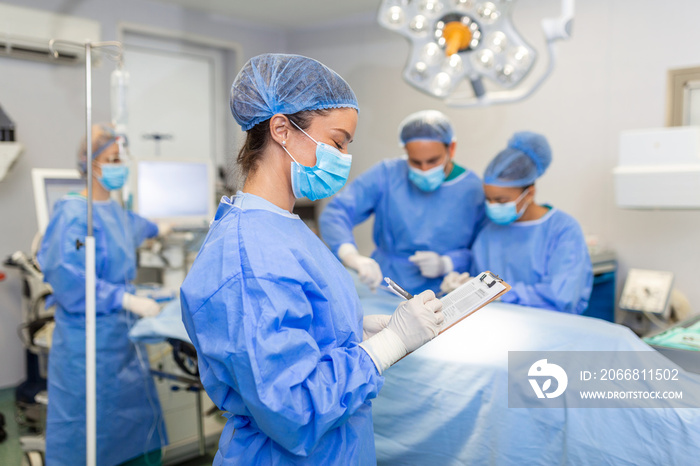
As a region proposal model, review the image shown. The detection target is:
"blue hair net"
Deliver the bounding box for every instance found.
[230,53,359,131]
[399,110,454,146]
[77,123,117,175]
[483,131,552,187]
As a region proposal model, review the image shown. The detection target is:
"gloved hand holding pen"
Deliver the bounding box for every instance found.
[359,290,444,373]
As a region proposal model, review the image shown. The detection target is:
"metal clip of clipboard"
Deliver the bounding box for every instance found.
[479,271,503,288]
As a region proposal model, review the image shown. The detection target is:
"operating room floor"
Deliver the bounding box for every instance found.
[0,387,217,466]
[0,387,22,466]
[174,450,217,466]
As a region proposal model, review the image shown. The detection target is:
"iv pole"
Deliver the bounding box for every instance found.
[49,39,124,466]
[84,41,97,466]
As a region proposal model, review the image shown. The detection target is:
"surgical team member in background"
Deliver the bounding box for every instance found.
[467,131,592,314]
[180,53,443,465]
[38,124,166,465]
[319,110,485,296]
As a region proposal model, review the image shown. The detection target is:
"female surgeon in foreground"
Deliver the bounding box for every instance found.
[179,53,444,464]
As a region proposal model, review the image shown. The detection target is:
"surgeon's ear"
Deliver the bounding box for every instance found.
[269,114,291,147]
[91,159,102,178]
[447,141,457,159]
[526,184,536,202]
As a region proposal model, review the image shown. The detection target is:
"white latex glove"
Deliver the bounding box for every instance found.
[338,243,383,290]
[359,290,443,373]
[157,222,173,237]
[440,271,471,295]
[408,251,454,278]
[362,314,391,340]
[122,293,161,318]
[387,290,444,351]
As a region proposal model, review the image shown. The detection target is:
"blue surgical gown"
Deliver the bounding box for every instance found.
[180,193,384,465]
[470,207,593,314]
[37,194,166,466]
[319,158,485,295]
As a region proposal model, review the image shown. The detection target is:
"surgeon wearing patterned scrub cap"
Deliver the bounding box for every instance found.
[179,54,445,465]
[319,109,486,296]
[463,131,592,314]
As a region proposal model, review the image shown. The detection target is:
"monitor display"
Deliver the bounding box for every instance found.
[135,159,214,224]
[32,168,84,234]
[44,177,84,215]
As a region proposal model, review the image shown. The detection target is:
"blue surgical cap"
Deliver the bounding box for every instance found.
[77,123,117,175]
[230,53,359,131]
[483,131,552,187]
[399,110,454,146]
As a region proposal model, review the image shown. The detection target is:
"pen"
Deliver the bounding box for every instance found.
[384,277,414,300]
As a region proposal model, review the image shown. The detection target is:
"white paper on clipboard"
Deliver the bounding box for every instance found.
[439,271,509,332]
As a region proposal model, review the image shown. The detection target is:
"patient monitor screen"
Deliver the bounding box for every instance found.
[137,160,211,221]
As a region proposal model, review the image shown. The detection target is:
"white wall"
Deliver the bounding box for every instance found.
[288,0,700,315]
[0,0,285,387]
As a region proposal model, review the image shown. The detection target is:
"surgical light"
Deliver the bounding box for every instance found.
[378,0,574,107]
[384,5,406,26]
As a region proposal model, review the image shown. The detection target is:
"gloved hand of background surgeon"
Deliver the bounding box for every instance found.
[363,314,391,340]
[409,251,454,278]
[359,290,443,373]
[337,243,383,290]
[122,293,162,318]
[440,271,471,295]
[157,222,173,237]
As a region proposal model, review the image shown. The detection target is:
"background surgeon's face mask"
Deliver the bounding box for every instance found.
[408,160,446,192]
[485,188,530,225]
[98,163,129,191]
[282,120,352,201]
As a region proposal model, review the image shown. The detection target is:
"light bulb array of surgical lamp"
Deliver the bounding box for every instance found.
[378,0,574,107]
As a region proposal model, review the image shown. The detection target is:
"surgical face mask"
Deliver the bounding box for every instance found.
[97,163,129,191]
[407,158,446,192]
[485,188,531,225]
[281,120,352,201]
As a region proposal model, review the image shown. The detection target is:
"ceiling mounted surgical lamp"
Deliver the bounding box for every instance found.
[378,0,574,107]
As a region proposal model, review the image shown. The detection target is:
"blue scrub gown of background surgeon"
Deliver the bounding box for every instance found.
[470,207,593,314]
[37,194,166,466]
[319,158,485,296]
[180,192,384,465]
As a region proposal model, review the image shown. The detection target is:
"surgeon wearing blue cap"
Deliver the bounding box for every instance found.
[319,110,485,296]
[179,54,444,465]
[38,123,167,465]
[467,131,592,314]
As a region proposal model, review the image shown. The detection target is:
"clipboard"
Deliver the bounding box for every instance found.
[395,271,511,362]
[437,270,511,335]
